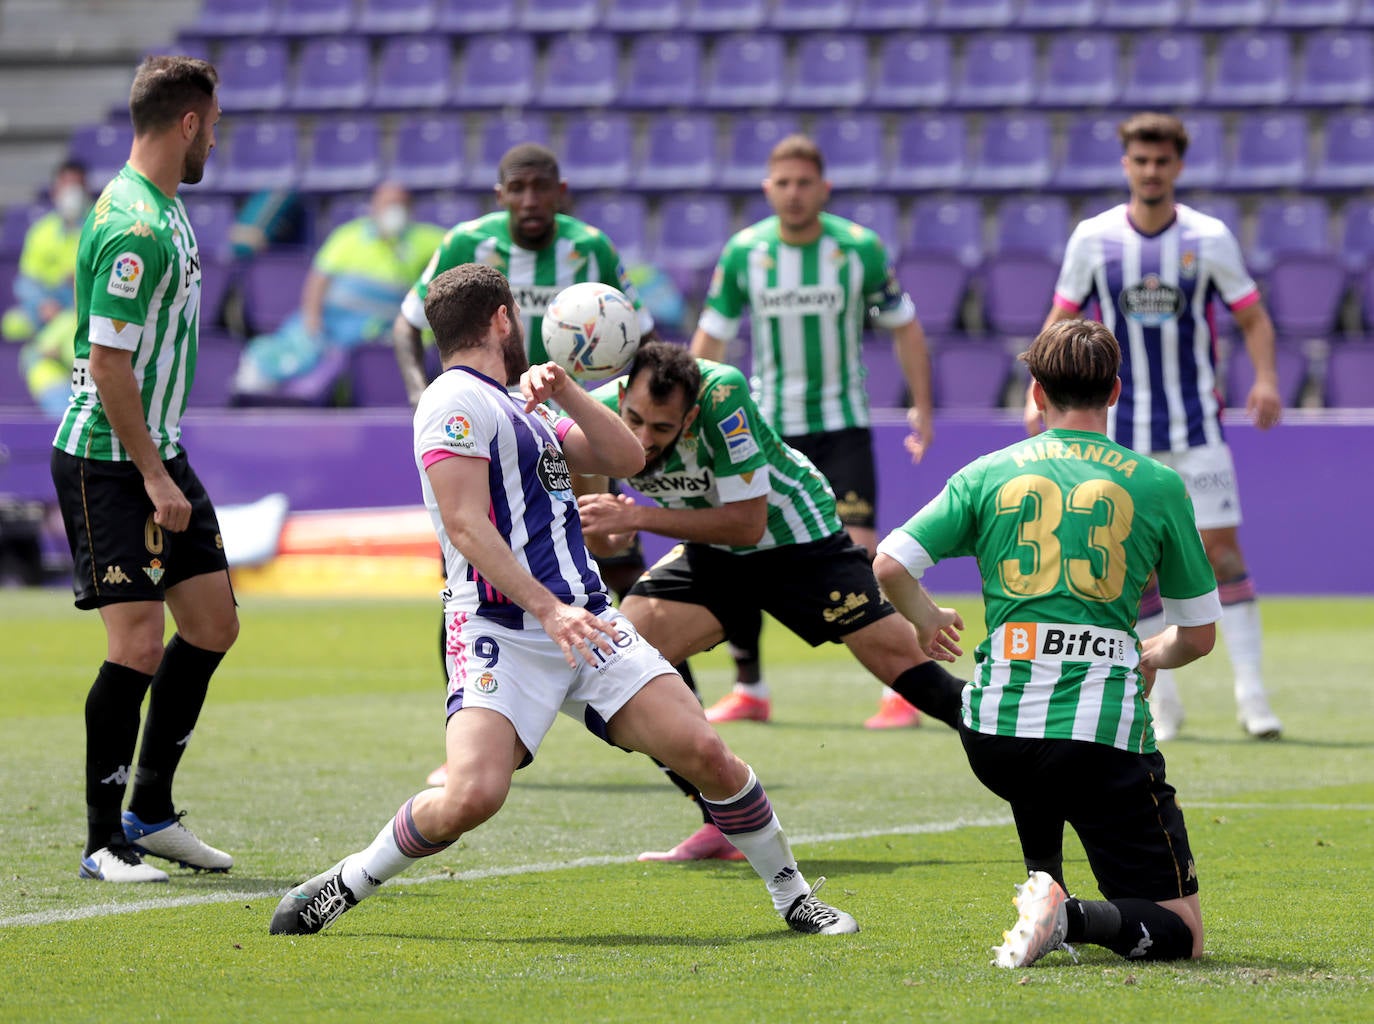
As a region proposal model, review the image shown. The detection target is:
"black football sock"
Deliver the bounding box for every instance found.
[128,635,224,824]
[85,661,154,855]
[1067,897,1195,961]
[727,607,763,685]
[888,662,965,730]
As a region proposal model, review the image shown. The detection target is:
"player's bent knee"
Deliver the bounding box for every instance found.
[428,783,506,839]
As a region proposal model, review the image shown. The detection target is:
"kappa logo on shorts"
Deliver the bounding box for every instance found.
[474,671,498,694]
[102,565,132,585]
[143,559,165,585]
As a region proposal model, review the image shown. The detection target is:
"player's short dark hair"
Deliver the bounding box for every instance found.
[768,134,825,176]
[1118,112,1189,158]
[625,341,701,412]
[498,143,560,184]
[1021,319,1121,410]
[424,263,515,359]
[129,55,218,136]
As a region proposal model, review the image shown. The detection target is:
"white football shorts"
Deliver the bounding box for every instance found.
[1149,442,1242,530]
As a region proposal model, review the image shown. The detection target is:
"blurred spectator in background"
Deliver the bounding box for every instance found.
[228,188,306,261]
[234,182,442,397]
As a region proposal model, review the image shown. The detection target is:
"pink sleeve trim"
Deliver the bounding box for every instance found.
[1052,293,1082,314]
[422,449,488,469]
[555,418,575,442]
[1228,289,1261,312]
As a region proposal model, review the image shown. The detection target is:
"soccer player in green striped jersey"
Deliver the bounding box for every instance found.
[576,342,967,862]
[48,56,238,884]
[691,134,936,729]
[392,143,652,406]
[875,319,1219,967]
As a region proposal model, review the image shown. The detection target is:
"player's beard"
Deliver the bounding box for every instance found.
[501,318,529,385]
[182,127,212,185]
[641,430,684,475]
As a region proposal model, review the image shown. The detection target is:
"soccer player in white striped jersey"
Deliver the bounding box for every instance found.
[1027,112,1283,741]
[878,319,1217,967]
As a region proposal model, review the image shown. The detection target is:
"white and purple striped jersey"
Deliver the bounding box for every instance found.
[413,366,609,629]
[1051,204,1260,455]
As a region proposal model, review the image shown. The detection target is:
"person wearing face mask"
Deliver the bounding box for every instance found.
[233,181,443,399]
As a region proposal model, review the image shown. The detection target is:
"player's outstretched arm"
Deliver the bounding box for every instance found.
[1233,301,1282,431]
[873,553,964,662]
[893,318,935,462]
[392,311,429,407]
[689,327,726,362]
[522,362,645,478]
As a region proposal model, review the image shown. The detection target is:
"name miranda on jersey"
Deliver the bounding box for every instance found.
[1012,439,1139,477]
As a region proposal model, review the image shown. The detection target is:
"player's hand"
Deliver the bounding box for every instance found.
[576,492,639,536]
[144,473,192,533]
[1023,394,1045,437]
[905,406,934,463]
[541,604,621,668]
[521,361,571,410]
[1246,379,1282,431]
[917,607,964,663]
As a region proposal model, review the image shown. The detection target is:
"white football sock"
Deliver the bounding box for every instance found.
[702,767,808,914]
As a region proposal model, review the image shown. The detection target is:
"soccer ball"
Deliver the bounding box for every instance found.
[541,281,642,382]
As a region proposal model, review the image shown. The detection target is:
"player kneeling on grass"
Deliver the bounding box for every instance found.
[271,264,856,937]
[874,319,1216,966]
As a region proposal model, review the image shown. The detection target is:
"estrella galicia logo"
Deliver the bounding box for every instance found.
[1119,275,1185,326]
[537,443,573,501]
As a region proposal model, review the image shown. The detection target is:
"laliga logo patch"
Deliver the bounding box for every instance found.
[443,412,475,451]
[107,251,144,299]
[475,671,498,694]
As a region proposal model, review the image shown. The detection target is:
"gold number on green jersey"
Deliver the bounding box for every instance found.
[996,475,1134,602]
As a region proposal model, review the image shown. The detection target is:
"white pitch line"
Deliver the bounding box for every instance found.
[0,815,1011,929]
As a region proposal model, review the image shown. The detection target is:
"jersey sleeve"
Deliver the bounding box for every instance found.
[414,377,497,467]
[86,219,168,336]
[401,227,475,330]
[859,232,916,330]
[1203,224,1260,311]
[1052,222,1096,313]
[1152,468,1223,625]
[590,377,622,415]
[696,365,769,492]
[697,236,747,342]
[591,231,654,335]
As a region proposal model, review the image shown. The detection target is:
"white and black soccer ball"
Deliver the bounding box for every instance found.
[540,281,642,382]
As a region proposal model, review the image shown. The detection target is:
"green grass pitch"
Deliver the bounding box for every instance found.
[1,590,1370,1023]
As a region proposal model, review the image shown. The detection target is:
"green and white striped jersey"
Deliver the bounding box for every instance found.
[400,211,651,365]
[53,164,202,461]
[698,212,915,436]
[878,429,1221,753]
[595,359,842,553]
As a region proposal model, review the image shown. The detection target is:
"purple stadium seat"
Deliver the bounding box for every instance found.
[718,115,799,190]
[435,0,515,31]
[1272,0,1358,26]
[242,250,311,334]
[812,114,883,189]
[1251,197,1332,274]
[1102,0,1184,23]
[1296,31,1374,105]
[290,37,371,111]
[537,35,619,107]
[300,118,382,193]
[348,343,411,407]
[1224,340,1309,407]
[319,195,372,240]
[1018,0,1101,25]
[1208,32,1293,106]
[189,0,274,36]
[183,195,237,260]
[886,114,967,190]
[1054,116,1125,190]
[467,113,550,187]
[861,340,908,408]
[908,196,983,268]
[373,36,451,109]
[1078,192,1127,220]
[68,122,133,187]
[687,0,767,29]
[896,256,969,335]
[1266,255,1348,338]
[387,115,464,191]
[705,35,783,108]
[276,0,355,34]
[1184,0,1270,26]
[1361,0,1374,24]
[1123,32,1204,106]
[871,34,951,108]
[1225,114,1308,190]
[236,344,350,407]
[561,113,633,190]
[1179,113,1225,189]
[358,0,437,33]
[574,194,648,261]
[936,0,1016,27]
[1039,34,1120,106]
[622,34,701,108]
[654,195,731,297]
[994,197,1070,262]
[1185,195,1242,236]
[1325,340,1374,406]
[219,118,299,193]
[455,34,535,107]
[1311,114,1374,188]
[604,0,684,31]
[853,0,934,28]
[215,39,289,112]
[955,35,1035,107]
[191,331,243,409]
[828,195,901,257]
[1339,200,1374,274]
[932,341,1012,409]
[0,203,47,259]
[0,329,36,408]
[634,115,715,190]
[412,193,484,229]
[972,115,1051,190]
[786,35,868,107]
[519,0,601,31]
[982,255,1060,336]
[768,0,852,27]
[739,194,774,230]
